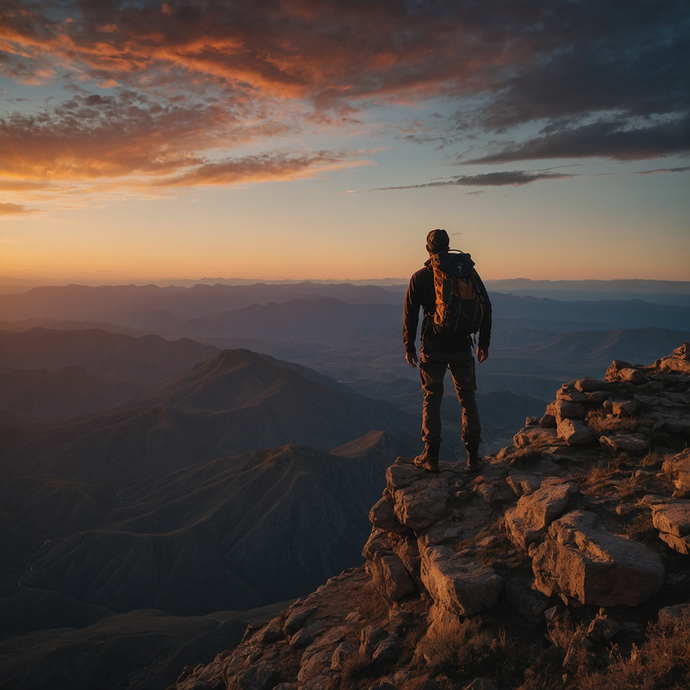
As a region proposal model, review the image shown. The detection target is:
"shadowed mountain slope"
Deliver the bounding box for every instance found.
[13,435,406,615]
[0,367,142,420]
[0,328,219,383]
[0,349,419,484]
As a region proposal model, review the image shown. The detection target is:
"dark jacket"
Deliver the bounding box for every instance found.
[403,258,492,355]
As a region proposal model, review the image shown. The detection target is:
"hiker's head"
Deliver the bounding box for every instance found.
[426,228,450,254]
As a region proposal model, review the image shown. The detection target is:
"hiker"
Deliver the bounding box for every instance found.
[403,229,492,473]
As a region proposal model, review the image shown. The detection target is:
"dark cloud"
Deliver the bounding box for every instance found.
[371,171,573,190]
[465,115,690,163]
[0,0,687,186]
[635,165,690,175]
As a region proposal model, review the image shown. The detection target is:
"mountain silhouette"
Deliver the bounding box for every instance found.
[1,349,419,484]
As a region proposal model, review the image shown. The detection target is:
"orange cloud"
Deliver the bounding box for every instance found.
[0,202,34,215]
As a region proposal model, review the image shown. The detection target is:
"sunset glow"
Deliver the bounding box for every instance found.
[1,0,688,283]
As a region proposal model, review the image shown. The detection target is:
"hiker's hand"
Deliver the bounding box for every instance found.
[477,348,489,364]
[406,352,418,368]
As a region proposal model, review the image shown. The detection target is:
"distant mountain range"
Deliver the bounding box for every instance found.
[1,349,419,484]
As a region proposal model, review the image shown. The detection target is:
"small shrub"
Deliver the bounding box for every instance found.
[509,447,543,467]
[414,617,517,686]
[577,616,690,689]
[614,474,645,499]
[586,410,638,435]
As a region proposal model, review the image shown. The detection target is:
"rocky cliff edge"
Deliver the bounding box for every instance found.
[170,343,690,690]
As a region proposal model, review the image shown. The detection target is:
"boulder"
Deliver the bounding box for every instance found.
[651,501,690,536]
[369,495,411,535]
[420,545,504,616]
[532,511,664,607]
[284,606,318,635]
[372,637,401,665]
[366,553,415,603]
[360,626,388,658]
[663,449,690,497]
[658,603,690,624]
[513,426,560,448]
[331,642,356,671]
[658,532,690,555]
[575,378,609,393]
[391,480,449,531]
[618,368,647,385]
[557,418,597,445]
[539,413,557,428]
[599,433,649,454]
[506,472,542,497]
[556,386,588,403]
[548,400,586,420]
[504,481,579,549]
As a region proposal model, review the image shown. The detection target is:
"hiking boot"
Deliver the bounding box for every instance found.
[414,443,440,473]
[465,442,483,472]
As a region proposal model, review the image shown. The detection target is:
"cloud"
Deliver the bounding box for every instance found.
[371,171,573,191]
[0,0,687,197]
[154,150,368,187]
[635,166,690,175]
[464,115,690,163]
[0,202,33,215]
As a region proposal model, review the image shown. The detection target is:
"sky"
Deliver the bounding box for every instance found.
[0,0,689,284]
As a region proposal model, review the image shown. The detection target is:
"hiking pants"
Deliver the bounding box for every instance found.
[419,350,481,446]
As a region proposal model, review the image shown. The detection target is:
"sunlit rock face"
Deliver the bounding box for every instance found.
[171,344,690,690]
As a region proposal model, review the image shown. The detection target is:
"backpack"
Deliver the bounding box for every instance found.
[429,251,485,335]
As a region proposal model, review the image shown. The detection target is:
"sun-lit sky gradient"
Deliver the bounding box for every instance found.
[1,0,689,283]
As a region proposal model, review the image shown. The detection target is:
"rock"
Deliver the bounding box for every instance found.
[420,545,504,616]
[363,529,393,561]
[618,368,647,385]
[256,618,284,644]
[575,378,609,393]
[588,390,610,403]
[331,642,357,671]
[659,532,690,554]
[237,662,278,690]
[290,622,322,648]
[658,603,690,624]
[372,637,401,665]
[369,496,411,535]
[284,606,318,635]
[388,610,413,636]
[556,386,588,403]
[391,479,449,531]
[604,399,638,416]
[463,680,498,690]
[532,511,665,607]
[651,501,690,536]
[599,433,649,454]
[366,553,415,603]
[557,418,598,445]
[539,413,557,428]
[504,481,579,549]
[514,426,560,448]
[506,472,542,497]
[504,577,553,623]
[360,626,388,658]
[526,416,540,426]
[549,400,586,420]
[663,449,690,497]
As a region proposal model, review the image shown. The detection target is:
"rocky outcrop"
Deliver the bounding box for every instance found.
[170,345,690,690]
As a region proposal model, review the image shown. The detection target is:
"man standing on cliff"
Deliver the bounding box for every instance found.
[403,229,492,473]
